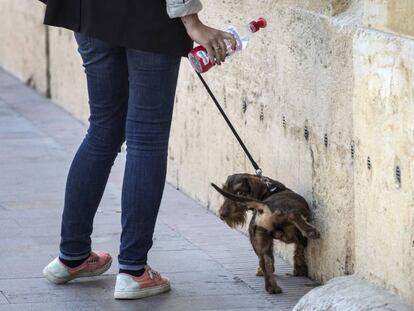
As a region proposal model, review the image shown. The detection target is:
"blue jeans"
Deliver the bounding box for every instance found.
[59,32,181,271]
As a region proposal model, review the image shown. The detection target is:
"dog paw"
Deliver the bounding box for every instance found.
[306,228,320,239]
[256,266,264,277]
[266,284,283,294]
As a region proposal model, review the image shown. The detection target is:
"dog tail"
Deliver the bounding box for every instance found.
[211,183,263,204]
[211,183,283,217]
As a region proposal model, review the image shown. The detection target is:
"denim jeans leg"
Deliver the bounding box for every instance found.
[59,32,129,260]
[118,49,181,270]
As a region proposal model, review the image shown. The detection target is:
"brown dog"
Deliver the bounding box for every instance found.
[211,173,320,294]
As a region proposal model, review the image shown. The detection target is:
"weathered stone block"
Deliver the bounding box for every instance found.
[353,28,414,305]
[0,0,48,94]
[365,0,414,38]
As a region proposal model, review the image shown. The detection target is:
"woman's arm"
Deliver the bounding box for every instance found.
[166,0,203,19]
[166,0,236,65]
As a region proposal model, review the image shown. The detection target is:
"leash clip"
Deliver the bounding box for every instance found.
[255,168,263,177]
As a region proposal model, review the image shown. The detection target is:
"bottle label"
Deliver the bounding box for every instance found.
[188,46,214,73]
[196,49,210,66]
[225,26,243,52]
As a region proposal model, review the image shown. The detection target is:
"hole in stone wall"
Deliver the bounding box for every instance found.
[259,105,264,122]
[395,165,401,188]
[367,156,371,170]
[242,98,247,113]
[350,142,355,159]
[324,134,328,147]
[304,126,309,141]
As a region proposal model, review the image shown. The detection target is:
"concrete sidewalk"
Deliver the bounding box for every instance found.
[0,69,316,311]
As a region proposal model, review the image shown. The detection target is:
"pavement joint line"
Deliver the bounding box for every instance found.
[0,290,11,304]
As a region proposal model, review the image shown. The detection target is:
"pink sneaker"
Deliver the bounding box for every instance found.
[114,265,170,299]
[43,251,112,284]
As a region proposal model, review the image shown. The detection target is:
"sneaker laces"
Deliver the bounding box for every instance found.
[147,267,161,280]
[86,255,99,264]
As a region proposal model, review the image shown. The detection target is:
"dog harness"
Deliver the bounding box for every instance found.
[261,176,287,200]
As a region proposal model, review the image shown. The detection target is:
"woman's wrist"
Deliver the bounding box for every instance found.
[181,14,202,30]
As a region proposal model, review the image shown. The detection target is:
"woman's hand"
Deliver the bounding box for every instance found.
[181,14,237,65]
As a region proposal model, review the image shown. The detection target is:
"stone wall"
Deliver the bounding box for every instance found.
[353,0,414,303]
[0,0,412,306]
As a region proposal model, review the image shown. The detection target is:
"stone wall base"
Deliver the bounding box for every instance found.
[293,276,413,311]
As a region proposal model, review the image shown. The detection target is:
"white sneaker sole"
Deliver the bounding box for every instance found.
[43,257,112,284]
[114,282,171,300]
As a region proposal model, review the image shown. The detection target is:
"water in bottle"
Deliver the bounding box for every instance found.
[188,17,267,73]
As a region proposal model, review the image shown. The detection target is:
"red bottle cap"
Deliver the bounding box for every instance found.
[249,17,268,32]
[257,17,267,28]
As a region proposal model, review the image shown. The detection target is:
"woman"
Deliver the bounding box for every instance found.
[40,0,236,299]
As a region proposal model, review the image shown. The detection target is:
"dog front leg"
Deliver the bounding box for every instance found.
[288,212,320,239]
[256,257,265,276]
[263,253,282,294]
[257,252,276,276]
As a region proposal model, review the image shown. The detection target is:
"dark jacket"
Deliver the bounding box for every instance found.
[40,0,195,57]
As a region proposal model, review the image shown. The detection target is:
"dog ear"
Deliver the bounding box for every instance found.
[211,183,267,212]
[245,176,267,199]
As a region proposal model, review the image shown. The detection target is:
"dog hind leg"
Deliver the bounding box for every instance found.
[288,212,320,239]
[263,252,282,294]
[293,238,308,276]
[260,235,282,294]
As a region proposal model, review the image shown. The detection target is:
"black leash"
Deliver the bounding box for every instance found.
[196,72,263,177]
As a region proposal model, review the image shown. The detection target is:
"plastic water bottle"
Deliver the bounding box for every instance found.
[188,17,267,73]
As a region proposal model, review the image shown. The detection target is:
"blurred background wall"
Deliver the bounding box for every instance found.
[1,0,413,305]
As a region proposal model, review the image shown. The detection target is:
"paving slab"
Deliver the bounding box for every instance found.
[0,68,317,310]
